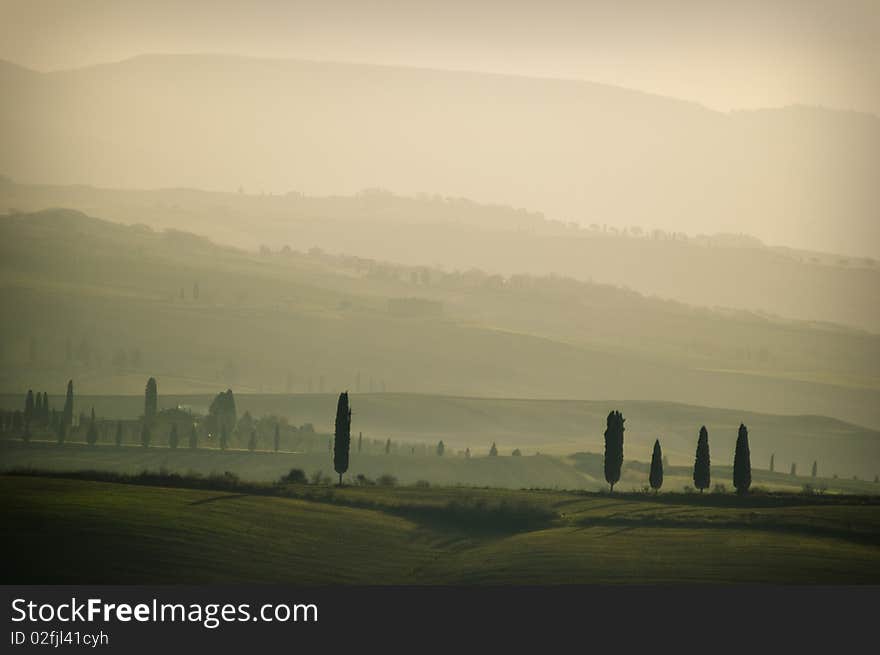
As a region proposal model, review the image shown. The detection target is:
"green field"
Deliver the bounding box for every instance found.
[3,473,879,584]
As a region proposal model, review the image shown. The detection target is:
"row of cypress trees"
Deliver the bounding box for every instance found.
[606,411,756,494]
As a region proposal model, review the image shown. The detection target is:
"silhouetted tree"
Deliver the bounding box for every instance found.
[115,421,123,447]
[333,392,352,485]
[811,460,818,478]
[693,426,711,492]
[512,448,522,456]
[274,424,280,452]
[358,432,363,453]
[436,440,445,456]
[604,410,625,492]
[169,423,179,449]
[769,453,775,473]
[385,438,391,454]
[189,424,198,449]
[86,407,98,445]
[489,442,498,456]
[209,389,237,433]
[733,424,751,494]
[144,377,158,425]
[62,379,74,428]
[790,462,797,476]
[649,439,663,492]
[248,429,257,452]
[24,389,34,424]
[465,447,471,459]
[140,422,151,448]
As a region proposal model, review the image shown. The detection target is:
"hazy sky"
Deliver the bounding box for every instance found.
[1,0,878,114]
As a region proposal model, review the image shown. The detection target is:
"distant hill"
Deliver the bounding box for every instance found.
[0,53,877,259]
[0,208,878,433]
[2,180,878,331]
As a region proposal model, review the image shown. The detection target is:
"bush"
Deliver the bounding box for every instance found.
[377,474,398,487]
[414,479,430,488]
[280,468,307,485]
[712,483,727,494]
[355,474,375,486]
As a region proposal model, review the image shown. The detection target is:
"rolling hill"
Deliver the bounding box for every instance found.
[1,208,878,438]
[1,54,877,261]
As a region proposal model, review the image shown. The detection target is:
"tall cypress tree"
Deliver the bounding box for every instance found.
[189,424,198,449]
[649,439,663,492]
[144,377,158,425]
[769,453,775,473]
[811,460,818,478]
[693,425,711,492]
[385,438,391,454]
[62,380,74,428]
[115,421,124,447]
[273,424,280,452]
[86,407,98,445]
[24,389,34,424]
[169,423,179,449]
[437,440,445,456]
[333,392,352,485]
[603,410,625,492]
[733,423,752,494]
[489,441,498,456]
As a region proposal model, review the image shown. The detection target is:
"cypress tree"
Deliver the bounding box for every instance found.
[274,424,280,452]
[140,422,151,448]
[603,410,625,492]
[62,380,74,428]
[333,392,352,485]
[790,462,797,476]
[649,439,663,492]
[86,407,98,445]
[437,440,445,456]
[811,460,818,478]
[358,432,363,453]
[248,429,257,452]
[385,438,391,454]
[693,426,711,492]
[115,421,123,447]
[189,424,198,449]
[733,423,751,494]
[769,453,775,473]
[144,377,158,425]
[169,423,179,449]
[465,447,471,459]
[24,389,34,423]
[489,442,498,456]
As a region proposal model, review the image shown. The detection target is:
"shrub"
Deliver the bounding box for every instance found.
[280,468,307,485]
[377,473,398,487]
[355,474,375,486]
[712,483,727,494]
[414,479,431,488]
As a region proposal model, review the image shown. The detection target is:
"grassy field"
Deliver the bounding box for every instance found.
[3,473,879,584]
[3,440,878,494]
